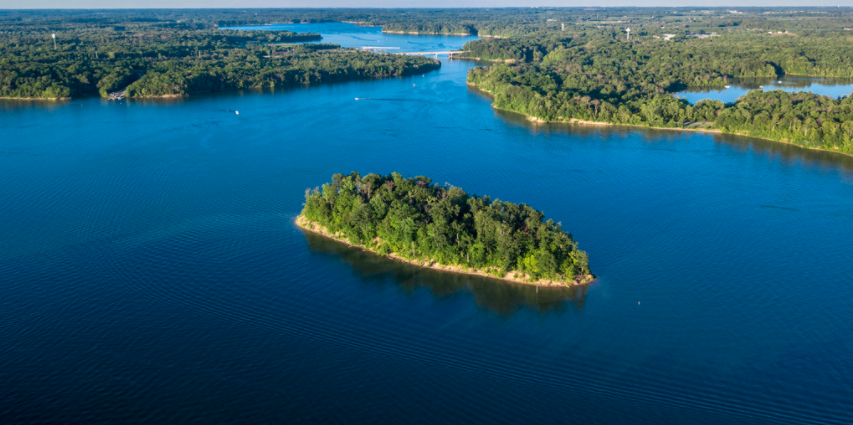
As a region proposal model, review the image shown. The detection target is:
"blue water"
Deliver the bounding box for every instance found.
[223,22,479,54]
[2,24,853,424]
[676,76,853,104]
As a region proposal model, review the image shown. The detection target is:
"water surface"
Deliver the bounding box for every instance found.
[223,22,479,54]
[675,76,853,104]
[1,24,852,425]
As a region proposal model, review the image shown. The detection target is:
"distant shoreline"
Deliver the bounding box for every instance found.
[0,96,70,101]
[128,94,187,99]
[296,215,595,287]
[381,30,473,36]
[455,56,519,63]
[467,82,852,158]
[2,66,441,102]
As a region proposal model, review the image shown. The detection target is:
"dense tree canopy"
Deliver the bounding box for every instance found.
[0,14,439,99]
[3,8,853,153]
[124,49,438,97]
[465,27,853,154]
[301,172,591,284]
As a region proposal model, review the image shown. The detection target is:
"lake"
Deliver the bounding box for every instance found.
[1,24,852,424]
[222,21,480,53]
[675,76,853,104]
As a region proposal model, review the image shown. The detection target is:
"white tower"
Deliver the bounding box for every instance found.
[626,28,631,41]
[52,33,56,49]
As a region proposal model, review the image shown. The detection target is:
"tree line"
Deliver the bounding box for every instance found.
[0,15,438,99]
[125,49,439,97]
[6,8,852,40]
[465,28,853,154]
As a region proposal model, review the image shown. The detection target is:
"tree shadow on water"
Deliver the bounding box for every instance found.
[302,230,587,318]
[491,107,853,173]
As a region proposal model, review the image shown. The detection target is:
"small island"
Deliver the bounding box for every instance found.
[297,172,594,286]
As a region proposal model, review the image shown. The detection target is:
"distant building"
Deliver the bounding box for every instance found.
[692,32,718,39]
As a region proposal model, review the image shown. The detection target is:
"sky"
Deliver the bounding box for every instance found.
[1,0,849,8]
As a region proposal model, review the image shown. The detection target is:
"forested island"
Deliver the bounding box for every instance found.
[297,173,593,286]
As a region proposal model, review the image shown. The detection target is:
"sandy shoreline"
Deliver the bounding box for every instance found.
[456,56,519,63]
[381,30,473,36]
[523,113,723,135]
[296,215,595,287]
[467,82,852,157]
[130,94,187,99]
[0,96,70,101]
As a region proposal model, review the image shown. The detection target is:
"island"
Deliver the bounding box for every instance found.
[297,172,594,287]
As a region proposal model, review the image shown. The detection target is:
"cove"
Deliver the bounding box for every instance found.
[1,23,852,425]
[675,76,853,104]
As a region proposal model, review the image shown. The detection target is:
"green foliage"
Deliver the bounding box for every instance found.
[0,14,438,99]
[462,33,571,61]
[124,50,438,97]
[715,90,853,151]
[466,29,853,154]
[302,172,591,283]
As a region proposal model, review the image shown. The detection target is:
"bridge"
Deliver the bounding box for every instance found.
[358,47,470,59]
[401,50,470,59]
[359,46,401,51]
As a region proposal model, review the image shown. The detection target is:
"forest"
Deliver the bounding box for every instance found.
[300,172,592,285]
[3,6,853,153]
[0,13,439,99]
[123,49,438,98]
[4,8,852,39]
[464,25,853,154]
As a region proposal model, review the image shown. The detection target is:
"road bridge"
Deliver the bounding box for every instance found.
[400,50,470,59]
[358,47,470,59]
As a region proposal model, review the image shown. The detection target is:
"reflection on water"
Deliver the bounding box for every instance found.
[492,104,853,173]
[711,132,853,172]
[3,28,853,424]
[302,229,587,317]
[0,98,71,111]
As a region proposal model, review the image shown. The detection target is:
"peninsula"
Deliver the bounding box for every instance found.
[297,172,594,287]
[0,14,439,100]
[462,31,853,156]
